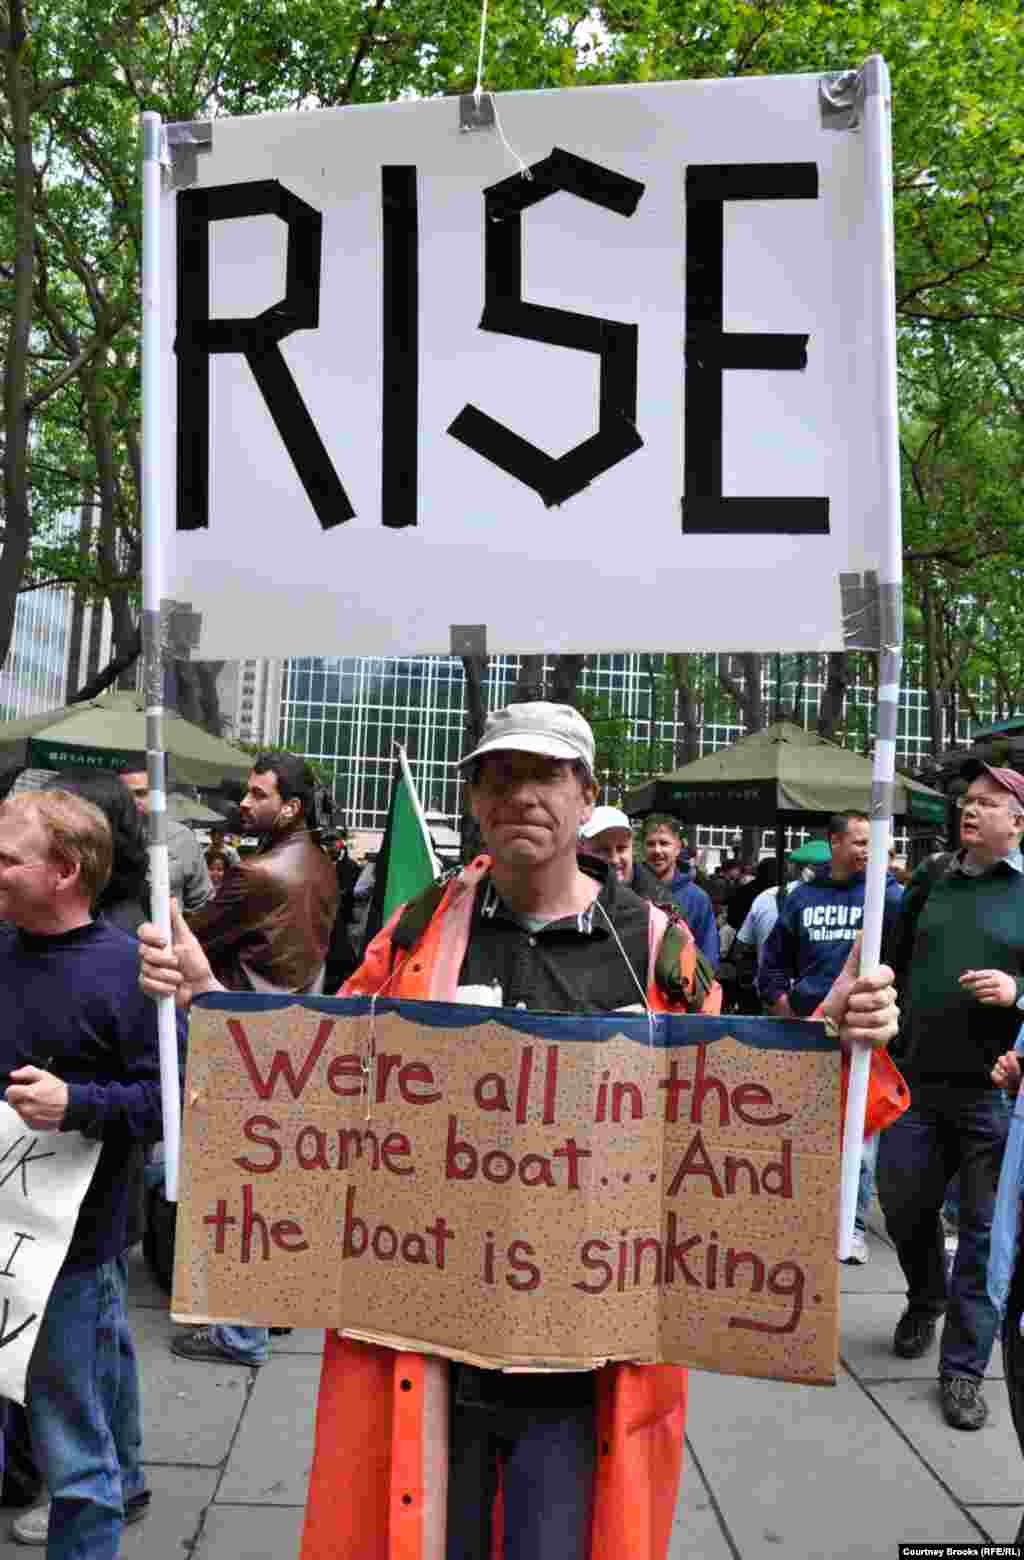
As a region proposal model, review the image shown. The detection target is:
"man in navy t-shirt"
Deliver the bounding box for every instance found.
[0,789,165,1560]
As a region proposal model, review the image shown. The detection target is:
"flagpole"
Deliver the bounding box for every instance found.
[141,111,182,1203]
[838,55,903,1260]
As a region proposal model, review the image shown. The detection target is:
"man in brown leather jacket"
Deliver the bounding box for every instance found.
[187,751,338,994]
[172,751,339,1367]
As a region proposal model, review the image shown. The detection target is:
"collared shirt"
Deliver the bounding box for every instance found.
[452,860,655,1415]
[953,846,1024,879]
[458,862,651,1013]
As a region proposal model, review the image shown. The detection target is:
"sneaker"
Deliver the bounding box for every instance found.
[10,1504,48,1547]
[842,1229,870,1265]
[940,1375,989,1430]
[893,1310,938,1359]
[11,1491,150,1545]
[171,1325,264,1367]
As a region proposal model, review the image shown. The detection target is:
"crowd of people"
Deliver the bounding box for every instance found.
[1,704,1023,1557]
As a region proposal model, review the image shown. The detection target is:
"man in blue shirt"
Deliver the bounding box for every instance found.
[0,789,165,1559]
[641,815,719,967]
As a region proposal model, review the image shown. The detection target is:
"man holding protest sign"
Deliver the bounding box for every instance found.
[0,790,169,1560]
[139,702,905,1560]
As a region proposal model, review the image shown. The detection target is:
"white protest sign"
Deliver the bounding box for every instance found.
[0,1105,101,1405]
[159,71,897,657]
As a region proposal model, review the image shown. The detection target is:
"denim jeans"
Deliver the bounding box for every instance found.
[877,1085,1011,1379]
[856,1133,879,1233]
[112,1256,145,1503]
[445,1372,595,1560]
[1001,1241,1024,1545]
[208,1324,270,1363]
[25,1260,135,1560]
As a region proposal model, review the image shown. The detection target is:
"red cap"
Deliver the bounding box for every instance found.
[961,760,1024,810]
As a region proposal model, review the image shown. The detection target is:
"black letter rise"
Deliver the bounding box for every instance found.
[176,180,354,532]
[448,147,645,508]
[683,163,829,535]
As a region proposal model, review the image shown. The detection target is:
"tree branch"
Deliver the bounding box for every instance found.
[67,625,141,704]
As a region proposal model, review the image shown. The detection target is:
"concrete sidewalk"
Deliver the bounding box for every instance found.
[0,1211,1019,1558]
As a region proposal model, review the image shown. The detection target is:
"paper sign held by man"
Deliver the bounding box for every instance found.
[174,1000,841,1386]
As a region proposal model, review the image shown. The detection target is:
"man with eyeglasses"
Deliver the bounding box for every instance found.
[879,760,1024,1430]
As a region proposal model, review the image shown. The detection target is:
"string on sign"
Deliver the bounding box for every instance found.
[471,0,532,180]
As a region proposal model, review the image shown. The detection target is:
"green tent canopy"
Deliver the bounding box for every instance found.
[0,691,252,790]
[623,722,948,880]
[623,722,947,825]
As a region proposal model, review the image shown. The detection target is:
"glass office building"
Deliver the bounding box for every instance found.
[0,587,72,720]
[278,652,982,845]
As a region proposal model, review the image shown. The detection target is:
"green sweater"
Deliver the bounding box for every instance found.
[896,858,1024,1086]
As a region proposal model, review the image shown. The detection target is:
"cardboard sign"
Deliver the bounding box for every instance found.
[0,1105,101,1405]
[174,999,842,1385]
[160,73,895,656]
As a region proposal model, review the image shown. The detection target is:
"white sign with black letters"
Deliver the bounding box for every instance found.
[0,1105,101,1404]
[161,73,894,655]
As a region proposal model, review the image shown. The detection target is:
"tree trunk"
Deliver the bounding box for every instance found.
[816,654,850,740]
[66,498,94,694]
[0,0,36,669]
[196,660,225,736]
[920,579,944,761]
[669,654,701,766]
[68,628,142,704]
[548,655,584,708]
[107,587,138,690]
[643,655,660,774]
[174,661,201,726]
[718,653,764,733]
[86,598,105,681]
[511,655,544,703]
[459,655,488,860]
[789,655,806,727]
[85,370,139,690]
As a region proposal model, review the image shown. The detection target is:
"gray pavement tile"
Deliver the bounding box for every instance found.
[685,1365,985,1558]
[840,1293,1004,1381]
[870,1379,1021,1503]
[121,1467,219,1556]
[267,1328,326,1357]
[134,1309,256,1466]
[215,1356,321,1504]
[124,1240,172,1312]
[668,1444,735,1559]
[966,1506,1024,1542]
[194,1504,305,1560]
[0,1468,218,1560]
[838,1233,906,1297]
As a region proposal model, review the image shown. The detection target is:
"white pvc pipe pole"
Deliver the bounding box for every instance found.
[838,55,903,1260]
[141,112,182,1202]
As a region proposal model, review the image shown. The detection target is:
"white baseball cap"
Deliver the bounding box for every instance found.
[580,805,632,839]
[458,702,595,774]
